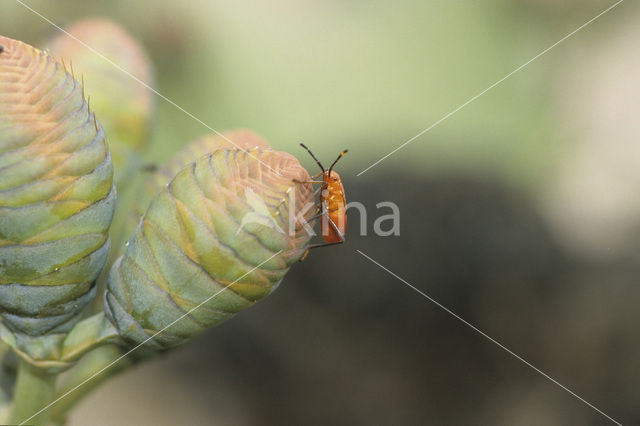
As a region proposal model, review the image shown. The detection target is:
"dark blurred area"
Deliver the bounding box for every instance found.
[72,174,640,425]
[3,0,640,425]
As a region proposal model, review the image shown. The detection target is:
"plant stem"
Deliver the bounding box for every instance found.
[61,313,120,363]
[10,360,57,425]
[49,344,130,425]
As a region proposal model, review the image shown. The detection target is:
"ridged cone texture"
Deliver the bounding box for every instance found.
[133,130,272,222]
[0,36,115,336]
[105,147,313,349]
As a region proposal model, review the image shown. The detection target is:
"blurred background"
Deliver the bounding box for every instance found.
[2,0,640,424]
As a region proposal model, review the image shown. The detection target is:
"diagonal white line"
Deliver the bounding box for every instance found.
[19,250,283,426]
[357,0,624,176]
[356,249,622,425]
[13,0,283,176]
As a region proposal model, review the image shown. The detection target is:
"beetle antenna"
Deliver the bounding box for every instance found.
[328,149,348,176]
[300,143,325,172]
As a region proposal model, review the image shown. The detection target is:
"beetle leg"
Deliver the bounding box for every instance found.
[299,249,310,261]
[274,186,295,216]
[304,211,324,224]
[276,183,322,217]
[298,214,345,261]
[292,178,323,184]
[305,239,344,251]
[306,216,345,249]
[294,202,324,232]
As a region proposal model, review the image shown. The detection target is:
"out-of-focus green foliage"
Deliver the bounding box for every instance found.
[0,36,114,338]
[105,148,314,349]
[46,18,154,188]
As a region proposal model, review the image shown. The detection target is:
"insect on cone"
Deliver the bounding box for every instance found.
[105,147,315,349]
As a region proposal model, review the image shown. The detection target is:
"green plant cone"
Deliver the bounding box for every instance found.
[0,36,115,339]
[47,18,154,188]
[105,148,314,349]
[132,130,273,228]
[161,130,272,178]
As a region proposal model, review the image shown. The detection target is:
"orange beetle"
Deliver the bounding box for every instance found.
[295,144,348,257]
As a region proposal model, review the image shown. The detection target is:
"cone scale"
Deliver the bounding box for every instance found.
[106,147,314,349]
[0,36,115,338]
